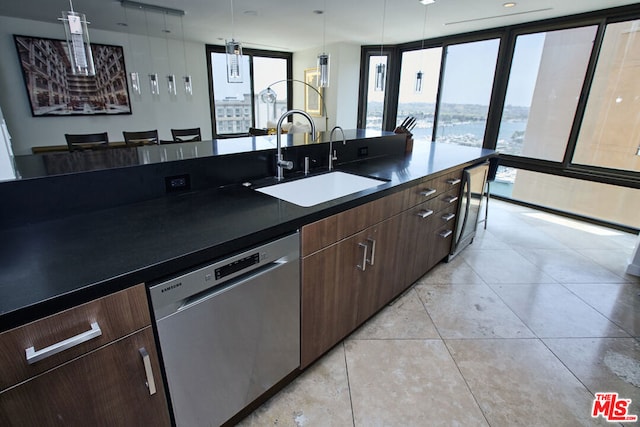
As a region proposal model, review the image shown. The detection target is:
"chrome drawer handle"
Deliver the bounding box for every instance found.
[444,196,458,204]
[439,230,453,238]
[441,213,455,222]
[139,347,157,395]
[420,188,437,197]
[417,209,434,219]
[446,178,461,185]
[25,322,102,364]
[357,242,368,271]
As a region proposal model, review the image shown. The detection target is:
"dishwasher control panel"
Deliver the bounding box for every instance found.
[215,252,260,280]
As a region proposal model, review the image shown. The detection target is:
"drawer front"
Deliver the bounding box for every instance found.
[302,190,405,256]
[0,327,170,427]
[432,187,461,214]
[405,169,463,208]
[0,284,150,390]
[429,223,456,268]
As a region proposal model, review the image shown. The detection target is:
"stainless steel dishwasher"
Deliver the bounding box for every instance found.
[149,232,300,427]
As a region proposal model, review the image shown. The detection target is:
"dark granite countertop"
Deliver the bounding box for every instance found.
[0,141,494,331]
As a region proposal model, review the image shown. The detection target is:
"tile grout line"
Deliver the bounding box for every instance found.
[341,342,357,427]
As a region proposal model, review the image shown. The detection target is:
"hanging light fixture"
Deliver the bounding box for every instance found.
[415,1,433,94]
[374,0,387,92]
[162,13,176,96]
[226,0,243,83]
[180,16,192,95]
[59,0,95,76]
[316,3,330,88]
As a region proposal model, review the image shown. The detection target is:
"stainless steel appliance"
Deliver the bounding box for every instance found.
[449,162,489,260]
[149,233,300,427]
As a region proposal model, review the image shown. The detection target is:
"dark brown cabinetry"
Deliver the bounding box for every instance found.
[301,169,462,367]
[0,285,170,427]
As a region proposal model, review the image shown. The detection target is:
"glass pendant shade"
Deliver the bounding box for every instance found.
[260,88,277,105]
[317,53,330,88]
[415,70,424,94]
[183,75,193,95]
[225,39,243,83]
[167,74,177,95]
[60,9,95,76]
[374,63,386,92]
[149,73,159,95]
[130,72,141,95]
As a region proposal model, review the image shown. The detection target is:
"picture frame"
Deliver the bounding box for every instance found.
[304,68,323,117]
[13,34,132,117]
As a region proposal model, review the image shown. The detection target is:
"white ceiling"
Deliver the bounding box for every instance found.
[1,0,638,52]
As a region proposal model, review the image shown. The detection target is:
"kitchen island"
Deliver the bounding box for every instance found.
[0,132,494,426]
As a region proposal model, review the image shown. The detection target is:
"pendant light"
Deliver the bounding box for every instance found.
[374,0,387,92]
[122,6,141,95]
[162,13,176,96]
[226,0,243,83]
[59,0,95,76]
[142,10,160,95]
[180,16,193,95]
[316,2,329,88]
[415,1,431,94]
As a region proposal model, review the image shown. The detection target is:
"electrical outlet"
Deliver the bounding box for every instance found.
[358,146,369,157]
[165,174,191,193]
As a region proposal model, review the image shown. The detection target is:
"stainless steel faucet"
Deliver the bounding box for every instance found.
[329,126,346,171]
[276,109,317,181]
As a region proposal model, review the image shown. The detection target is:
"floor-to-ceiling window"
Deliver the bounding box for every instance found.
[436,38,500,148]
[396,47,442,141]
[206,46,291,138]
[358,4,640,230]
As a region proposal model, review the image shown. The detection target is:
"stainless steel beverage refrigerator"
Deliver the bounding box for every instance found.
[449,161,489,260]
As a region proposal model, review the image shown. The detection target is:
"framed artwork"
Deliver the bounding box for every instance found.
[13,34,132,117]
[304,68,323,117]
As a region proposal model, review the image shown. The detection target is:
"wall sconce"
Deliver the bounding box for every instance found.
[59,0,95,76]
[149,73,160,95]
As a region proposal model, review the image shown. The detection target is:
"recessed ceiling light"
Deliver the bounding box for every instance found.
[419,0,436,4]
[243,10,258,16]
[162,29,171,33]
[116,22,128,27]
[313,10,324,15]
[503,2,516,7]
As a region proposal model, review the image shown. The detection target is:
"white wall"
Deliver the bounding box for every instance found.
[0,16,211,155]
[292,42,361,132]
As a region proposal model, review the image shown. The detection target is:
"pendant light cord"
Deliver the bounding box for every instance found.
[230,0,236,40]
[322,0,327,53]
[380,0,387,57]
[180,15,188,75]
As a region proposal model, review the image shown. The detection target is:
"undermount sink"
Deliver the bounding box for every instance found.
[255,171,387,207]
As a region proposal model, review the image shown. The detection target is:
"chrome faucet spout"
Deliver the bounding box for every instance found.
[275,109,317,181]
[329,126,346,171]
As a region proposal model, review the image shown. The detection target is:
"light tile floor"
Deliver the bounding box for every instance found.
[239,200,640,426]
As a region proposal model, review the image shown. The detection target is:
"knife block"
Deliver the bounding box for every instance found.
[394,127,414,153]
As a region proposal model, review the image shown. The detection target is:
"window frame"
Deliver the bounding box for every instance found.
[205,45,292,139]
[359,4,640,190]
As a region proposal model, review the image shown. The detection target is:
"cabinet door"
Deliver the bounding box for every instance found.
[0,327,170,427]
[301,235,363,368]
